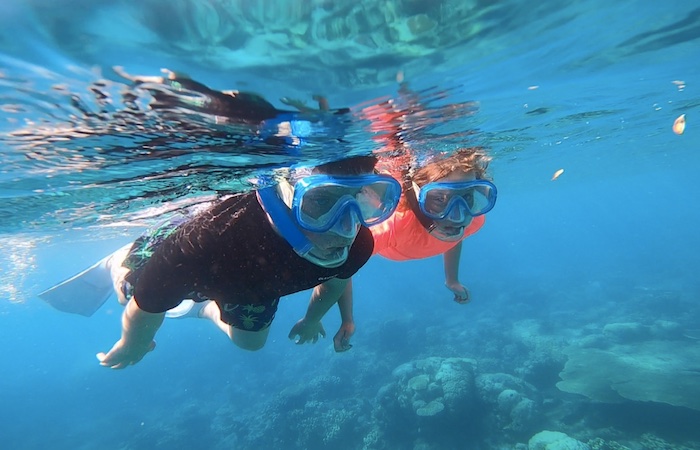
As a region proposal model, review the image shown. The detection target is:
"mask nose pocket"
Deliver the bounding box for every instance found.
[331,209,361,238]
[445,198,470,223]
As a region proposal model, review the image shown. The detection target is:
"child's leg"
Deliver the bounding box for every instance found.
[106,244,134,306]
[199,302,270,351]
[229,327,271,351]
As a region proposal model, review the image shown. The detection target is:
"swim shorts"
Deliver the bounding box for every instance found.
[217,298,279,331]
[120,214,190,302]
[121,213,278,332]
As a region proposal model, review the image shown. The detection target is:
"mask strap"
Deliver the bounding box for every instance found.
[405,182,437,233]
[256,187,314,256]
[277,178,295,208]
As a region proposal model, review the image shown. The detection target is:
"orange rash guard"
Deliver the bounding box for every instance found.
[370,208,485,261]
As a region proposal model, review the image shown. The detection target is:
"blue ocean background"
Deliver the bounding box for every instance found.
[1,1,699,449]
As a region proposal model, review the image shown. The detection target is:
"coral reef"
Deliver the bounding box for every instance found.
[586,437,630,450]
[212,374,372,450]
[387,356,478,417]
[557,339,700,411]
[374,356,482,448]
[113,280,700,450]
[528,430,590,450]
[476,372,542,436]
[372,356,546,448]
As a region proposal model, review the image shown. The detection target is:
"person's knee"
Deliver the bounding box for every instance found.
[230,328,269,351]
[233,339,266,351]
[107,244,133,306]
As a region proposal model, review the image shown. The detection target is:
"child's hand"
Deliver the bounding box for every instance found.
[280,97,310,111]
[96,338,156,369]
[333,321,355,353]
[446,282,471,304]
[288,318,326,345]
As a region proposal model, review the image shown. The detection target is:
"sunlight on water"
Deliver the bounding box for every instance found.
[1,62,482,233]
[1,1,695,238]
[0,234,44,303]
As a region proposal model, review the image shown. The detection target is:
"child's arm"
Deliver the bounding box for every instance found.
[443,241,471,304]
[333,279,355,352]
[280,95,330,112]
[96,297,164,369]
[288,277,353,352]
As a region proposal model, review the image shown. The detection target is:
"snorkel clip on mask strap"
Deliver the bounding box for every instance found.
[256,186,314,256]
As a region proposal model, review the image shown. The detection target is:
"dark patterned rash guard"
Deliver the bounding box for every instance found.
[125,192,374,327]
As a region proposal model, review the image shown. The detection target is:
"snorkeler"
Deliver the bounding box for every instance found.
[289,88,496,348]
[355,84,496,302]
[36,71,404,367]
[40,155,401,368]
[113,67,351,152]
[371,147,496,301]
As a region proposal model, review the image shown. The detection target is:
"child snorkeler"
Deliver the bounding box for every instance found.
[37,73,403,366]
[371,147,496,300]
[289,90,497,351]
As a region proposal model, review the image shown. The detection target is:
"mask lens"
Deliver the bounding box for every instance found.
[299,187,350,221]
[419,181,496,219]
[468,185,494,215]
[293,175,401,232]
[355,181,399,225]
[423,189,451,217]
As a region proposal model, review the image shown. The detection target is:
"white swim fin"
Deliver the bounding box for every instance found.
[38,257,113,316]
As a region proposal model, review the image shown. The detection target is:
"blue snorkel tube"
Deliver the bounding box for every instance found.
[256,186,314,256]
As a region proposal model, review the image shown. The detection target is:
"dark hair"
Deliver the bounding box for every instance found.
[312,155,378,176]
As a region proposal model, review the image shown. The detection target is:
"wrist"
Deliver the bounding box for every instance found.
[121,318,153,348]
[300,316,319,325]
[121,300,162,347]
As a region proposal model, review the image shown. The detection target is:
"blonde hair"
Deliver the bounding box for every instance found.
[410,147,491,185]
[399,147,492,210]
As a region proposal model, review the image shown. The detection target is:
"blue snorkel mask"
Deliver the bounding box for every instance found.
[406,179,497,242]
[414,180,497,222]
[257,174,401,266]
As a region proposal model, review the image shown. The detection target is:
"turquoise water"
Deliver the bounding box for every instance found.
[1,1,700,449]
